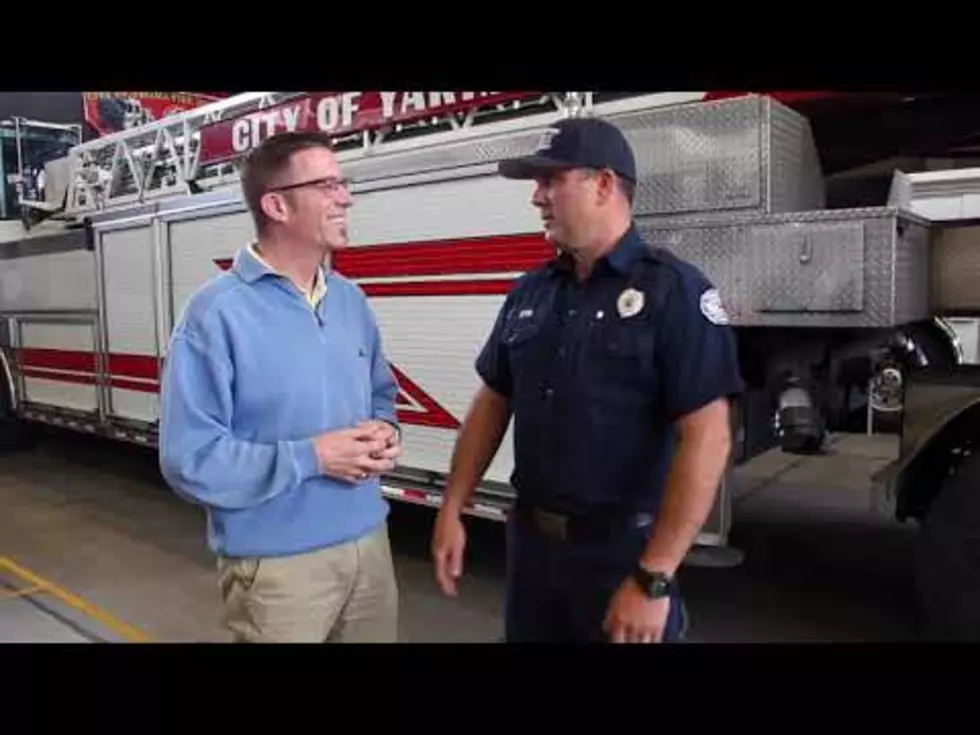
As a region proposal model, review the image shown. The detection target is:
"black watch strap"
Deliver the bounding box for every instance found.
[632,566,673,599]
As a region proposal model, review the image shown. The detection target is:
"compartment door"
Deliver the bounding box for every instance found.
[750,220,866,313]
[100,223,160,423]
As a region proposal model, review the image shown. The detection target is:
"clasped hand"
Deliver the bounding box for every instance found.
[314,420,401,484]
[603,576,672,643]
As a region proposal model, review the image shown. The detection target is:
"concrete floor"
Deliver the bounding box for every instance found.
[0,427,918,643]
[683,433,918,641]
[0,594,92,643]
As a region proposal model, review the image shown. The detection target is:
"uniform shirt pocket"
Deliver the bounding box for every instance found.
[587,318,657,400]
[504,314,550,386]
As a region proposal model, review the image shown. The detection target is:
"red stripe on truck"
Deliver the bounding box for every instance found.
[334,233,555,278]
[108,353,159,380]
[21,367,96,386]
[702,91,848,104]
[15,348,461,429]
[18,349,159,381]
[19,347,95,373]
[214,232,557,297]
[20,367,159,394]
[389,365,460,429]
[361,279,515,297]
[110,377,159,393]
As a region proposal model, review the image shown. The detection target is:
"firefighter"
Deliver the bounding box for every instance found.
[431,116,744,642]
[159,131,403,643]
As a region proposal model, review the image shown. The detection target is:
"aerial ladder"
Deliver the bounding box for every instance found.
[23,91,600,226]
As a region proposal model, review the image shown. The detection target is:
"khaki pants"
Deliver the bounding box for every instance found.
[216,522,399,643]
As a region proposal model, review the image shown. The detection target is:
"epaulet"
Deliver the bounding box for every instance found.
[639,242,677,266]
[639,241,709,284]
[630,242,677,278]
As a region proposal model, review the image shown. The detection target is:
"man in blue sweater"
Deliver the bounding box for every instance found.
[159,131,403,643]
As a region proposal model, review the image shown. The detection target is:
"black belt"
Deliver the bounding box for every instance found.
[516,504,654,542]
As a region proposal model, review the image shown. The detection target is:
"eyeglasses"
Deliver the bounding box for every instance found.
[267,176,352,194]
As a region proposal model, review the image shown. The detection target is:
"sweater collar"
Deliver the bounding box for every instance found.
[232,242,327,288]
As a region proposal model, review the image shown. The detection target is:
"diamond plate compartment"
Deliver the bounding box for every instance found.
[340,128,545,186]
[639,207,933,329]
[606,95,825,217]
[339,95,825,217]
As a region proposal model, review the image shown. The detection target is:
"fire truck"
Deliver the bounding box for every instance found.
[1,90,979,638]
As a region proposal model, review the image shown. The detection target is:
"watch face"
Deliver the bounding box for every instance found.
[636,568,670,597]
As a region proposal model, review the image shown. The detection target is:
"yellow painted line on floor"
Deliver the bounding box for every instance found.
[0,585,43,601]
[0,556,154,643]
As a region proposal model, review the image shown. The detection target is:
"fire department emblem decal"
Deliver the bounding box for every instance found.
[700,288,730,325]
[616,287,644,318]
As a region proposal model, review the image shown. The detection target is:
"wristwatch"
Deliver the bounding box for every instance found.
[632,565,673,599]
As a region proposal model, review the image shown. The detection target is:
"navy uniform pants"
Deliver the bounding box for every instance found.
[503,506,687,643]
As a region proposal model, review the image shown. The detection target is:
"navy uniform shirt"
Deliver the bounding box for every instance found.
[475,222,745,516]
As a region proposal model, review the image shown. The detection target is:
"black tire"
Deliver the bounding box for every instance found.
[0,415,41,451]
[0,362,41,452]
[913,451,980,640]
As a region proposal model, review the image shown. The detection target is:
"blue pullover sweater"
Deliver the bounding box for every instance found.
[158,245,400,558]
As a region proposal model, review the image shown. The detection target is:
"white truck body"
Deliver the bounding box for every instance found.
[0,92,750,544]
[2,89,974,556]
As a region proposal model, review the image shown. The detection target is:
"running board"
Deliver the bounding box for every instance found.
[17,403,736,553]
[381,481,510,522]
[18,403,156,447]
[382,476,737,558]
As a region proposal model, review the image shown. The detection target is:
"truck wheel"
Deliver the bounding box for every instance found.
[0,382,39,452]
[0,417,40,451]
[913,450,980,640]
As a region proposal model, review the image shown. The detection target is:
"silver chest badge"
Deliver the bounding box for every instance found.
[617,287,644,318]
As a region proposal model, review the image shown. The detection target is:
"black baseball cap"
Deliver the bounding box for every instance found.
[497,116,637,183]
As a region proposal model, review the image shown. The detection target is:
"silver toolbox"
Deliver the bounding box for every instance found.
[344,94,825,218]
[608,94,826,217]
[638,206,933,329]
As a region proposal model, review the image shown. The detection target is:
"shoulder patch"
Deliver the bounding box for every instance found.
[699,288,730,325]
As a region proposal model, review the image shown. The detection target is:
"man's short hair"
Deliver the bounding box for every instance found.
[617,174,635,207]
[239,131,335,234]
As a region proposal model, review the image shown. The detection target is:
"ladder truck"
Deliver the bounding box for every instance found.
[1,90,979,639]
